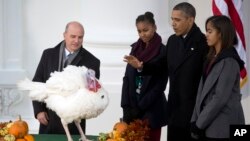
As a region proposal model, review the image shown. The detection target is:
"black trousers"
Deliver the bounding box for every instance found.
[167,125,196,141]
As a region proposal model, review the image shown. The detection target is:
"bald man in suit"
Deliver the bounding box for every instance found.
[32,21,100,134]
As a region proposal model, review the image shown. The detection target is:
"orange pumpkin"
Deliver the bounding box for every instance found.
[24,134,34,141]
[16,139,26,141]
[113,118,128,134]
[8,115,29,139]
[0,137,4,141]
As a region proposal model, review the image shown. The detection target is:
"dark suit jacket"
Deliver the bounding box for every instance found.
[32,41,100,134]
[166,24,208,128]
[144,24,208,129]
[121,44,168,129]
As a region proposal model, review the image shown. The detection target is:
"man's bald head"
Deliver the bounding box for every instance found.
[63,21,84,52]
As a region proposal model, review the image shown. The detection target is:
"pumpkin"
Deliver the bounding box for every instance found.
[24,134,34,141]
[8,115,28,139]
[106,139,115,141]
[16,139,26,141]
[113,118,128,134]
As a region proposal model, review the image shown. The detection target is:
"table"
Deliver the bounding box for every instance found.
[34,134,98,141]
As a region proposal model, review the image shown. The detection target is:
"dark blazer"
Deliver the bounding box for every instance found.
[143,24,208,137]
[165,24,208,128]
[121,44,168,129]
[32,41,100,134]
[191,49,245,138]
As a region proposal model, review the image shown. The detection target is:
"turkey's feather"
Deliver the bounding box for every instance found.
[17,78,47,101]
[17,65,109,124]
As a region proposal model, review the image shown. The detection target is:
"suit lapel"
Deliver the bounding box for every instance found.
[51,45,61,72]
[172,39,185,71]
[198,61,224,108]
[70,48,84,66]
[195,78,204,114]
[172,41,198,73]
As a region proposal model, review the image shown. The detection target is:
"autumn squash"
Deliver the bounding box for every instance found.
[24,134,34,141]
[113,118,128,134]
[3,134,15,141]
[8,115,29,139]
[16,139,26,141]
[106,139,115,141]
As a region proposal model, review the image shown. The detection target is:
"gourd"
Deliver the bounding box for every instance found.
[8,116,28,139]
[106,139,115,141]
[113,118,128,134]
[3,134,15,141]
[24,134,34,141]
[15,139,26,141]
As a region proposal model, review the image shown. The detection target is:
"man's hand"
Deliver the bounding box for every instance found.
[37,112,49,126]
[123,55,143,69]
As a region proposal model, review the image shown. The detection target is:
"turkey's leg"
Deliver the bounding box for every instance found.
[74,120,91,141]
[61,119,73,141]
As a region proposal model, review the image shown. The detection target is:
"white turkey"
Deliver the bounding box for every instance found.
[17,65,109,141]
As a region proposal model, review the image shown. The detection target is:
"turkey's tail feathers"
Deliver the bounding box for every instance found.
[17,78,47,102]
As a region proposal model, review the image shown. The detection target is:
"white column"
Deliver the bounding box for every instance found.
[0,0,29,130]
[0,0,3,69]
[0,0,26,85]
[3,0,23,69]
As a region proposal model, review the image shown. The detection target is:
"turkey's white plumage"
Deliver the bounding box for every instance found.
[17,65,109,141]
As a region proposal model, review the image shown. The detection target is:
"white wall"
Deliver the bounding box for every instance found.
[1,0,171,139]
